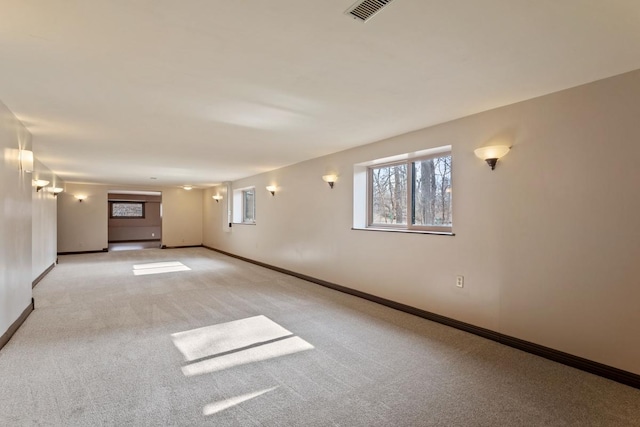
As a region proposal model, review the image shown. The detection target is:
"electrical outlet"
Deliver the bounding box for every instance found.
[456,275,464,288]
[152,233,155,237]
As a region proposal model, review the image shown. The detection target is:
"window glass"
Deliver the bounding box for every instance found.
[111,202,144,218]
[232,187,256,224]
[412,156,452,227]
[371,164,407,225]
[243,189,255,223]
[367,151,452,232]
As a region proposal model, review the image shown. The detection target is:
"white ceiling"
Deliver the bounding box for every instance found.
[2,1,640,187]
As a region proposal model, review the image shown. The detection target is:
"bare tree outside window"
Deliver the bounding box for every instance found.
[371,164,407,224]
[368,152,452,232]
[110,202,145,218]
[413,156,452,227]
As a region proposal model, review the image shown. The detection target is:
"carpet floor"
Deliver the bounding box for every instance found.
[1,247,639,426]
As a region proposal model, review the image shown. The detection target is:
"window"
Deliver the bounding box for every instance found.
[371,163,408,225]
[232,187,256,224]
[110,202,145,218]
[242,189,255,223]
[367,150,452,232]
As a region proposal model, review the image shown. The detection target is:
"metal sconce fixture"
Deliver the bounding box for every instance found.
[322,174,337,189]
[266,185,277,196]
[74,194,87,202]
[474,145,511,170]
[34,179,50,192]
[51,187,64,196]
[212,195,223,203]
[19,149,34,173]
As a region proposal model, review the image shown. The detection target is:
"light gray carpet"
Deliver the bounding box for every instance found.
[1,247,639,426]
[108,241,162,251]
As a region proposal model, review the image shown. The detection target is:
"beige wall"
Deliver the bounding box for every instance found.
[57,184,109,252]
[58,185,203,251]
[0,100,32,335]
[32,159,62,280]
[203,69,640,375]
[161,187,203,247]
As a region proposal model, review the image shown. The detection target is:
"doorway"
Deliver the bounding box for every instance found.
[107,190,162,251]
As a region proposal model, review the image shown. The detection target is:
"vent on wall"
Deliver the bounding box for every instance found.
[345,0,395,22]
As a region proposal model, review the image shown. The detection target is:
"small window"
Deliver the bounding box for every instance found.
[242,189,255,223]
[110,202,145,219]
[368,152,452,232]
[232,187,256,224]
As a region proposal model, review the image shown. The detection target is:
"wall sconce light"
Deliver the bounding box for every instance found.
[34,179,50,192]
[212,195,223,203]
[474,145,511,170]
[19,149,34,173]
[322,174,337,189]
[74,194,87,202]
[51,187,64,196]
[266,185,277,196]
[183,185,193,191]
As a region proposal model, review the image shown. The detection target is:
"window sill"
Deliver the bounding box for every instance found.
[351,227,454,236]
[232,222,256,226]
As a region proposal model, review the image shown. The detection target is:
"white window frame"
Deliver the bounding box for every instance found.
[354,146,453,234]
[367,159,408,229]
[232,186,256,224]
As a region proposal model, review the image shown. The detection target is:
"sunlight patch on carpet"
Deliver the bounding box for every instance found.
[133,261,191,276]
[203,387,279,416]
[171,315,314,376]
[181,336,314,376]
[172,315,293,361]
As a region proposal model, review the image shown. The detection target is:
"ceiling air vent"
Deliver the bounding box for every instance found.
[345,0,395,23]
